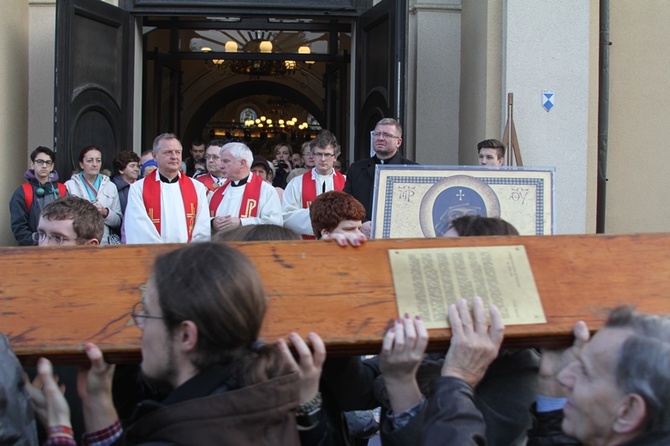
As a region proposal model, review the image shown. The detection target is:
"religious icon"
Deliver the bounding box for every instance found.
[419,176,501,237]
[371,166,554,238]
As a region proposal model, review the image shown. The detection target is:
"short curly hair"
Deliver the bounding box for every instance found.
[112,150,140,174]
[309,191,366,239]
[41,196,105,243]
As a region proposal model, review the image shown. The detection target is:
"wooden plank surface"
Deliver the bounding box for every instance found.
[3,233,670,364]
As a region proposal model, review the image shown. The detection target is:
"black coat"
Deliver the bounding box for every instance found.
[343,151,417,221]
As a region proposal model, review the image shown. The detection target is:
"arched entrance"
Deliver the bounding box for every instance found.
[141,15,352,161]
[184,81,325,157]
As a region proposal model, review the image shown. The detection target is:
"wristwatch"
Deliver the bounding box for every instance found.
[296,407,322,428]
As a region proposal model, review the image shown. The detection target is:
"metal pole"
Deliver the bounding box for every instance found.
[596,0,610,233]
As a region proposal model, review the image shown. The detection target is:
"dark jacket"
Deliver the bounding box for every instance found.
[0,333,38,445]
[9,170,65,246]
[323,349,539,446]
[112,175,132,215]
[419,377,487,445]
[343,151,417,221]
[122,366,302,446]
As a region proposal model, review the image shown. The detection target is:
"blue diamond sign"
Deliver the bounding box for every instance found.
[542,90,554,112]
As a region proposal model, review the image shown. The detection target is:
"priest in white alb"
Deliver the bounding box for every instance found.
[282,129,346,238]
[124,133,210,243]
[210,142,282,236]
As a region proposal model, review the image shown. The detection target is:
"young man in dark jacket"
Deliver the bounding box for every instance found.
[9,146,66,245]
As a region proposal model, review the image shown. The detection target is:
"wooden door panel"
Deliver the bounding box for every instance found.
[55,0,133,176]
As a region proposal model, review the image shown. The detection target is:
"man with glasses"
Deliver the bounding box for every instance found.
[34,196,104,246]
[195,139,227,195]
[10,146,68,245]
[344,118,417,237]
[282,129,347,238]
[29,242,328,445]
[27,195,104,441]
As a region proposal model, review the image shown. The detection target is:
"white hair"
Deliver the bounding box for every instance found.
[221,142,253,167]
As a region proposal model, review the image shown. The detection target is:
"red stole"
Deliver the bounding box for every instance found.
[301,169,346,208]
[195,174,220,193]
[209,174,263,218]
[142,173,199,242]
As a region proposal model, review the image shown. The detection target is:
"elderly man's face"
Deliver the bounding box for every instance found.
[557,328,632,443]
[154,139,182,177]
[220,148,248,181]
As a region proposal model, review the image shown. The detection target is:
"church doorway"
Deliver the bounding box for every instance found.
[54,0,405,176]
[141,16,351,162]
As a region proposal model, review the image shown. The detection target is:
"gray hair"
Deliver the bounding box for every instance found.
[221,142,253,167]
[376,118,402,138]
[153,133,182,154]
[606,306,670,433]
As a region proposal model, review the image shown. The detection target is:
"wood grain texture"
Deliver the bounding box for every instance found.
[3,233,669,364]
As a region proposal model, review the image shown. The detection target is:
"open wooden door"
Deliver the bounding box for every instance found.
[354,0,406,161]
[55,0,134,177]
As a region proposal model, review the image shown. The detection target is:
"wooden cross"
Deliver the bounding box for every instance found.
[186,203,196,235]
[147,208,160,224]
[4,234,670,365]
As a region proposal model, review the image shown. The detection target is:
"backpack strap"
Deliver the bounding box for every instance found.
[22,183,66,213]
[57,183,67,198]
[21,184,33,213]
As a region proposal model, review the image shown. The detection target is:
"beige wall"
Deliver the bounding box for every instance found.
[0,0,30,245]
[585,0,599,233]
[605,1,670,233]
[460,1,598,234]
[458,0,502,166]
[28,1,56,153]
[407,1,461,165]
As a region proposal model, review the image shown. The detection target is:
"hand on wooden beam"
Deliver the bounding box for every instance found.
[379,313,429,414]
[321,231,367,247]
[442,296,505,388]
[25,357,71,432]
[76,343,119,434]
[277,332,326,405]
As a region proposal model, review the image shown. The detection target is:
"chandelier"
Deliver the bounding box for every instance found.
[201,32,314,77]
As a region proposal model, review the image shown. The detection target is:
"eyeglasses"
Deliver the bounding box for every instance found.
[130,301,166,329]
[32,232,76,245]
[302,152,313,157]
[34,159,54,166]
[205,155,221,161]
[371,131,401,140]
[312,152,335,159]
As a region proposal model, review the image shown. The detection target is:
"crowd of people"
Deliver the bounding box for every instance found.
[5,119,670,445]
